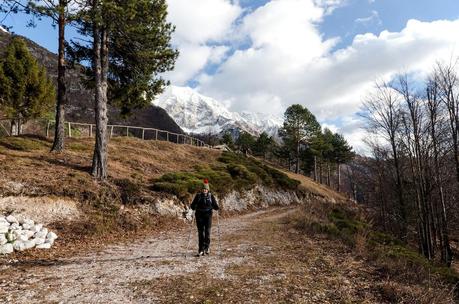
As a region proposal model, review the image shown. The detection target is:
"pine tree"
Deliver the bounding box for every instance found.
[254,132,274,159]
[236,131,255,156]
[69,0,178,180]
[279,104,321,174]
[0,36,55,135]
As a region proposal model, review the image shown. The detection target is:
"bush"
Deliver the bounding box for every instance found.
[151,151,300,199]
[115,178,143,205]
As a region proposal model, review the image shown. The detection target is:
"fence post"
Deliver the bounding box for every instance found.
[46,121,50,138]
[142,129,145,140]
[177,134,179,144]
[126,127,129,137]
[155,130,158,141]
[166,132,169,142]
[110,125,114,138]
[68,122,72,138]
[89,125,92,137]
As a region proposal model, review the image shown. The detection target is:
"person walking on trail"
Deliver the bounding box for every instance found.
[190,179,219,257]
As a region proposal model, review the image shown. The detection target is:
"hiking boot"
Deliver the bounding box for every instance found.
[204,249,210,255]
[196,251,204,257]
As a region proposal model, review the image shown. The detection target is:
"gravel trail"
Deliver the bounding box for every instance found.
[0,207,295,303]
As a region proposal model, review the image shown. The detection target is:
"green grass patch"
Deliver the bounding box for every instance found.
[0,135,49,151]
[68,142,90,152]
[151,151,300,199]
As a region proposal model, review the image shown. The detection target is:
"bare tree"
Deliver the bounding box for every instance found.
[361,81,407,238]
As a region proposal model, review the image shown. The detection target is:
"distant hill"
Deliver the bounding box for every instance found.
[0,30,183,134]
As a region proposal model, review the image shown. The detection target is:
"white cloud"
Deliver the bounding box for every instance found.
[196,13,459,149]
[164,0,459,151]
[165,0,243,85]
[355,10,382,26]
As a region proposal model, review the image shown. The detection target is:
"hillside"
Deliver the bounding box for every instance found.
[0,31,183,134]
[0,136,457,303]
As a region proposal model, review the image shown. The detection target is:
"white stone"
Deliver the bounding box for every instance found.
[36,243,51,249]
[32,224,43,232]
[35,229,48,239]
[10,223,21,230]
[46,232,58,241]
[0,243,13,254]
[6,215,18,224]
[46,238,54,246]
[0,226,9,234]
[23,219,34,226]
[13,230,24,239]
[22,223,33,230]
[25,230,35,238]
[0,216,7,223]
[0,234,7,245]
[23,240,35,250]
[34,238,45,245]
[13,240,26,251]
[18,234,29,242]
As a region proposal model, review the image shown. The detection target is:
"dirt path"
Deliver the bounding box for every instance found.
[0,207,300,303]
[0,205,422,303]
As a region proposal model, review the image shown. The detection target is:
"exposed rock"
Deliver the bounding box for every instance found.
[0,243,13,254]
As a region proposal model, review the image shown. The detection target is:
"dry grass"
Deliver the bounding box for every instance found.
[257,158,348,203]
[0,135,220,200]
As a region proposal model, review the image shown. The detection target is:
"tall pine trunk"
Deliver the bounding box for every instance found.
[337,163,341,192]
[51,1,67,152]
[91,21,109,180]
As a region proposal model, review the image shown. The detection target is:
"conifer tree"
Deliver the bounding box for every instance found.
[236,131,256,155]
[70,0,178,179]
[279,104,321,174]
[0,36,55,135]
[254,132,274,159]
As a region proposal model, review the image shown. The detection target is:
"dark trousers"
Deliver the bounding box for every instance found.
[196,211,212,252]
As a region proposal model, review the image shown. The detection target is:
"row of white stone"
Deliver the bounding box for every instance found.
[0,215,58,255]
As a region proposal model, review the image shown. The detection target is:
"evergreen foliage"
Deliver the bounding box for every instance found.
[0,36,55,135]
[279,104,321,173]
[69,0,178,115]
[236,131,256,155]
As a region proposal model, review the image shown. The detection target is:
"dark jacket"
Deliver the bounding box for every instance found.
[190,192,219,214]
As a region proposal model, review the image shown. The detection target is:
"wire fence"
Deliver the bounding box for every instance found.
[0,119,211,148]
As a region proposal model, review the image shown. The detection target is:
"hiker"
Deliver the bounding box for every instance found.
[190,179,219,256]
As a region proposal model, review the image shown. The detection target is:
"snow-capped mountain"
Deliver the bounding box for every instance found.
[154,86,283,138]
[0,26,9,34]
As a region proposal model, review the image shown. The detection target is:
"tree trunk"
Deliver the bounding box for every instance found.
[51,1,67,152]
[10,119,18,136]
[327,163,331,187]
[337,163,341,192]
[314,156,317,182]
[391,140,407,239]
[91,22,109,180]
[295,141,300,174]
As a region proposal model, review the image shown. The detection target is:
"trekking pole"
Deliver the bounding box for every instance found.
[217,210,222,257]
[185,210,195,258]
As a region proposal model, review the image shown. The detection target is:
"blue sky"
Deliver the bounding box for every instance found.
[5,0,459,54]
[2,0,459,152]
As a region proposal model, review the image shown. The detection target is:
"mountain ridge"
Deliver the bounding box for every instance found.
[154,85,283,138]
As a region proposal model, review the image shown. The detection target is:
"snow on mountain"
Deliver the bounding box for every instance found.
[0,26,8,34]
[154,86,283,138]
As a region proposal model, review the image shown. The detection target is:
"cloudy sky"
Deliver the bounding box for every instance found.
[3,0,459,152]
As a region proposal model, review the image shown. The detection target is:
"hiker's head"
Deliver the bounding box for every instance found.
[202,179,210,193]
